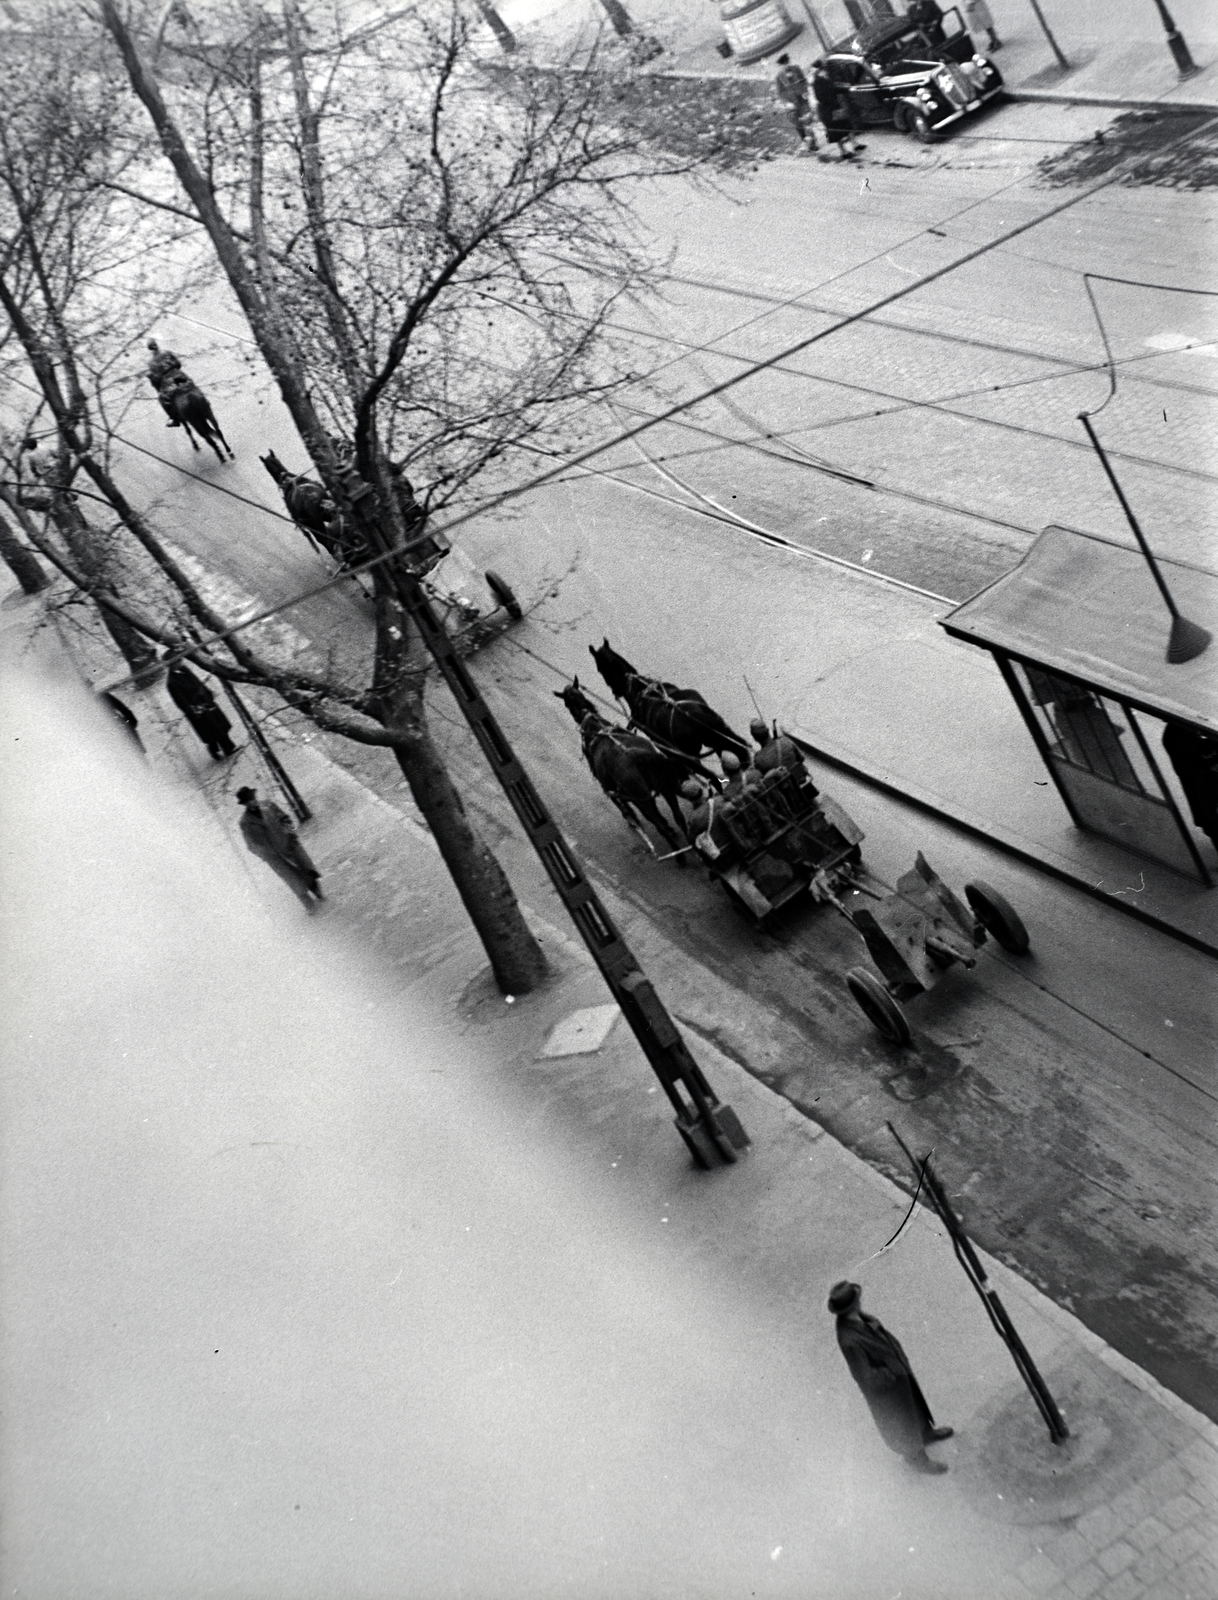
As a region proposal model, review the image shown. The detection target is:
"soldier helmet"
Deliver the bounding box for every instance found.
[721,752,741,773]
[750,717,769,743]
[236,787,257,804]
[680,778,704,800]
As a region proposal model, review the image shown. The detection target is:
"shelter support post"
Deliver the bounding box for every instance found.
[991,652,1085,830]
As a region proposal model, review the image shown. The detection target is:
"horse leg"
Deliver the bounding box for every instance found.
[179,417,201,452]
[203,404,235,461]
[634,793,687,863]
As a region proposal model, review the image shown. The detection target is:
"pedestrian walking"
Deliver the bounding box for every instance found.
[163,653,238,760]
[236,786,324,909]
[1162,721,1218,850]
[963,0,1002,51]
[811,64,866,161]
[774,54,818,152]
[828,1280,953,1474]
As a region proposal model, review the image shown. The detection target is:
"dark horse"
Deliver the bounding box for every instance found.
[259,449,364,567]
[156,371,234,463]
[589,639,750,763]
[555,679,691,860]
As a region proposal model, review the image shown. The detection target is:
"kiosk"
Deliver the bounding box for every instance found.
[940,525,1216,886]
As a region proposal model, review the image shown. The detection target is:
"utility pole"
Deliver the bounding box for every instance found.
[889,1125,1069,1444]
[1026,0,1069,71]
[1149,0,1197,76]
[337,468,749,1170]
[220,681,311,822]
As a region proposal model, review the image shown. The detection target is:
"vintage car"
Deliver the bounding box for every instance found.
[822,7,1003,141]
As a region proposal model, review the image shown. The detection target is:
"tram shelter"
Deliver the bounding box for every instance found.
[940,525,1217,887]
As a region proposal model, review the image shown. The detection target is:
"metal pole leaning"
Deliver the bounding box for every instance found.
[221,680,311,822]
[340,470,749,1169]
[888,1124,1069,1443]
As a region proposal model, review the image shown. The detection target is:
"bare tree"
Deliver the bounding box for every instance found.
[3,0,692,991]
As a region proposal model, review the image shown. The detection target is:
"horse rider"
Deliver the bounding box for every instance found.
[147,340,186,425]
[750,717,807,777]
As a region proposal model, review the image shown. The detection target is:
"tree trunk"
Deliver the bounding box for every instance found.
[53,495,160,683]
[391,717,548,994]
[473,0,518,52]
[0,509,49,594]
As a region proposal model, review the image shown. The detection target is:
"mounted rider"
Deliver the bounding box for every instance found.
[147,340,186,426]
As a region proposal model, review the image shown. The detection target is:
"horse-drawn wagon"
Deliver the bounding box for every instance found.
[260,449,522,650]
[692,761,865,921]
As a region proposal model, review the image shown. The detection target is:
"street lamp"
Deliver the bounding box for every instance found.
[1150,0,1197,76]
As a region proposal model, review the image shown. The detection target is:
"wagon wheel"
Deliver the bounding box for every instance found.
[965,881,1030,955]
[484,569,522,621]
[908,108,937,143]
[846,967,912,1046]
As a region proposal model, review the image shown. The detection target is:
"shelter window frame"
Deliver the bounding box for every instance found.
[995,652,1211,886]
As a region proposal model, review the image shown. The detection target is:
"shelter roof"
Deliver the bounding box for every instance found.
[940,525,1218,730]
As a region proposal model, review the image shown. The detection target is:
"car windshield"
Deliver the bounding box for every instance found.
[864,26,937,63]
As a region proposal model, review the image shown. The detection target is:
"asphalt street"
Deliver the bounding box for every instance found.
[92,98,1218,1414]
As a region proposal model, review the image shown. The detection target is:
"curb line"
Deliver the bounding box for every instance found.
[792,735,1218,961]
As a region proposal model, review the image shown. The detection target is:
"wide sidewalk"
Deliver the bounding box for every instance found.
[3,577,1215,1600]
[499,0,1218,111]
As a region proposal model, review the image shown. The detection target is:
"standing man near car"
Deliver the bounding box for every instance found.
[812,62,866,161]
[774,54,818,152]
[964,0,1002,50]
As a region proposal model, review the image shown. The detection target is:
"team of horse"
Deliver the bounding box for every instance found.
[556,642,757,860]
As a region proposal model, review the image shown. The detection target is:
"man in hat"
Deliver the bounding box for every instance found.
[828,1281,952,1473]
[812,62,866,162]
[719,750,758,800]
[774,54,818,152]
[164,652,238,760]
[236,786,324,909]
[749,717,808,778]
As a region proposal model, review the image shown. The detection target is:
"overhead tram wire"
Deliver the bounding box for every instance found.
[460,282,1218,488]
[653,270,1218,403]
[67,113,1218,683]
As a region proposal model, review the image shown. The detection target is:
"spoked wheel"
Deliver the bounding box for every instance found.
[484,569,522,621]
[965,881,1030,954]
[846,967,912,1046]
[909,108,936,143]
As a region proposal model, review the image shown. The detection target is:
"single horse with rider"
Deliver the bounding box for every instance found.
[145,341,234,463]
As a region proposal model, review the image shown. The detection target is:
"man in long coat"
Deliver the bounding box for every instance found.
[236,787,324,909]
[164,655,237,760]
[828,1281,952,1473]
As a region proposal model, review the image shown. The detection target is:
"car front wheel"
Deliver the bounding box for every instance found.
[909,107,937,142]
